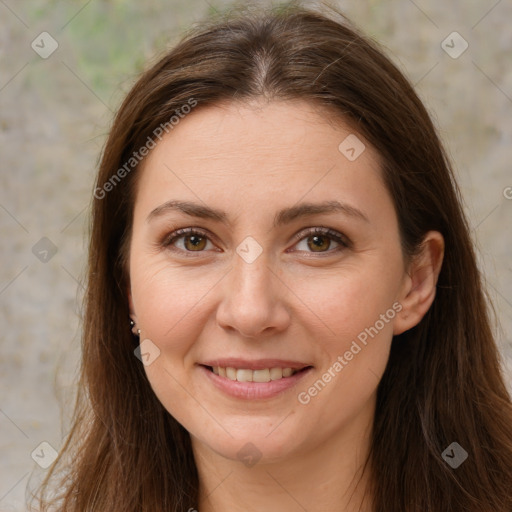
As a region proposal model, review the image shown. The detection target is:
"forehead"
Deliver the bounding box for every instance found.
[143,98,376,167]
[134,99,388,221]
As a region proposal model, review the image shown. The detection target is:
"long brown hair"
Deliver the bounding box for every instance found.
[34,2,512,510]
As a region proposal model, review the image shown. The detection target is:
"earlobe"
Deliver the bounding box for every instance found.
[393,231,444,335]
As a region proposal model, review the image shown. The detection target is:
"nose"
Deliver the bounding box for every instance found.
[215,249,291,339]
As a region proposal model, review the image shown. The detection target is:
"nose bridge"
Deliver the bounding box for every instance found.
[230,243,275,304]
[216,240,289,337]
[229,231,274,292]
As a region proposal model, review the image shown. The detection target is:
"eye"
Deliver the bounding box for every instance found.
[290,227,350,255]
[162,228,216,255]
[162,226,350,256]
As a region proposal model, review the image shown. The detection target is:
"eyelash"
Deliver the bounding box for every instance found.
[161,226,350,257]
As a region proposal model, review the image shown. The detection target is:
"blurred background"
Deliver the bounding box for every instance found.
[1,0,511,509]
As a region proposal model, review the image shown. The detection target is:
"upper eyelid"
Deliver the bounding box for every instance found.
[162,227,211,246]
[291,226,349,244]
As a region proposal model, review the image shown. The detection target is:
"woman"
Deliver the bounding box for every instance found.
[34,2,512,511]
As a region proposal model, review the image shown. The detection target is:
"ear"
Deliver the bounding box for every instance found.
[393,230,444,335]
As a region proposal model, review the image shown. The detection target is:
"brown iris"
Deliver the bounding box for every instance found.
[184,234,207,251]
[307,235,330,252]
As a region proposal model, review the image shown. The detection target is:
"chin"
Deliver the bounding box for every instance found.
[191,420,304,466]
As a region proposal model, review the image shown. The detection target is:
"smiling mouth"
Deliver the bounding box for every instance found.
[203,365,312,382]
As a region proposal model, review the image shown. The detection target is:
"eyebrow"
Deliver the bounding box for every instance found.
[146,199,370,227]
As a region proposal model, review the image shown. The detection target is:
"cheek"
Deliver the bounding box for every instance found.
[290,263,401,344]
[295,295,395,432]
[291,267,399,405]
[131,264,210,424]
[130,259,220,350]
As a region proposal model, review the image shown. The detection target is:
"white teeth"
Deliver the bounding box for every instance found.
[269,367,283,380]
[212,366,302,382]
[236,369,253,382]
[252,369,270,383]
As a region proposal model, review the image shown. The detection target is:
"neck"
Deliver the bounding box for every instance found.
[192,396,375,512]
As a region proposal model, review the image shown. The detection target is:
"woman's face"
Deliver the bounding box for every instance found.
[128,99,410,463]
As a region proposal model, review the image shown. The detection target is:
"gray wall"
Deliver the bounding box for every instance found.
[1,1,511,509]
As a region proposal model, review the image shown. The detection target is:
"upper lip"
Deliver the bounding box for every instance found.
[200,358,312,370]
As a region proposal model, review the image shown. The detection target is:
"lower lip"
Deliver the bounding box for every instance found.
[199,365,313,400]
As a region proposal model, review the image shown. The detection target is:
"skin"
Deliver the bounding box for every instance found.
[127,99,444,512]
